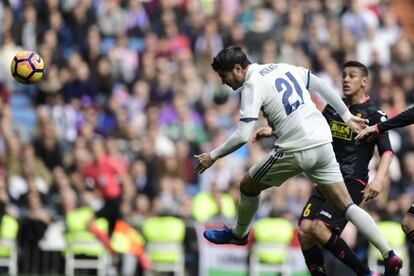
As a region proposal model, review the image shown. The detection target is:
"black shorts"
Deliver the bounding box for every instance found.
[96,195,122,235]
[299,179,365,235]
[407,201,414,215]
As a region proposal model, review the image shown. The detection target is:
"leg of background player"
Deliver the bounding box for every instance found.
[318,182,403,275]
[319,182,391,256]
[313,220,371,276]
[298,219,327,276]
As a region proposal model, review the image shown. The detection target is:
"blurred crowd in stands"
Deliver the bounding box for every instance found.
[0,0,413,274]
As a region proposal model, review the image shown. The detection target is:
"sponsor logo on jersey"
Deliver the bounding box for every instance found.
[330,121,352,141]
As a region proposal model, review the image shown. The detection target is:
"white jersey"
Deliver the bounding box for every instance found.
[240,63,332,152]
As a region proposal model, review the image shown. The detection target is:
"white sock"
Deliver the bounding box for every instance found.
[232,192,260,238]
[345,204,391,257]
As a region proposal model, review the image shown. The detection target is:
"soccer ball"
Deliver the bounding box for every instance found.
[10,50,45,84]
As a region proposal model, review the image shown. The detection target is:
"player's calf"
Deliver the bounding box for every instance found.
[298,220,328,276]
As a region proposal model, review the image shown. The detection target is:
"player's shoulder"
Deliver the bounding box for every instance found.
[253,63,281,74]
[273,62,290,69]
[359,100,377,112]
[362,100,383,114]
[363,100,388,122]
[240,77,259,96]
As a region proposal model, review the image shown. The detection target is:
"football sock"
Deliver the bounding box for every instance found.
[323,233,370,276]
[406,230,414,245]
[302,245,327,276]
[232,191,260,238]
[138,253,152,271]
[345,204,391,257]
[88,223,115,254]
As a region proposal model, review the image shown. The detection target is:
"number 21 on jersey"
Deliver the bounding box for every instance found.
[275,72,304,116]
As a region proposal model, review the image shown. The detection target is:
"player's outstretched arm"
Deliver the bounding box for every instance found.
[194,120,256,174]
[357,107,414,140]
[362,151,393,201]
[376,106,414,133]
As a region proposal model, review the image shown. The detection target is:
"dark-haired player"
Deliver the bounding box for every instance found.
[193,46,402,275]
[296,61,393,276]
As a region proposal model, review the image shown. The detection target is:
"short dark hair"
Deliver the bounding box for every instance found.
[211,46,251,72]
[342,61,368,77]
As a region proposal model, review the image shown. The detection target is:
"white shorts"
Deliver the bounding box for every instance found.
[248,143,343,186]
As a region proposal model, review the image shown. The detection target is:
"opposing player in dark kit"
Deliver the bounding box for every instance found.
[295,61,393,276]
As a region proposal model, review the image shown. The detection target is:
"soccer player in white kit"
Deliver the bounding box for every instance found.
[194,46,402,275]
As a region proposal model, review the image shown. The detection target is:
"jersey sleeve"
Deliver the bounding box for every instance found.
[239,81,262,122]
[210,120,256,160]
[296,67,311,89]
[377,106,414,133]
[371,110,393,155]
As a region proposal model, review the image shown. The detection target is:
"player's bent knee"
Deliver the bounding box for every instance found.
[311,220,329,238]
[298,220,314,241]
[240,173,268,195]
[298,220,316,250]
